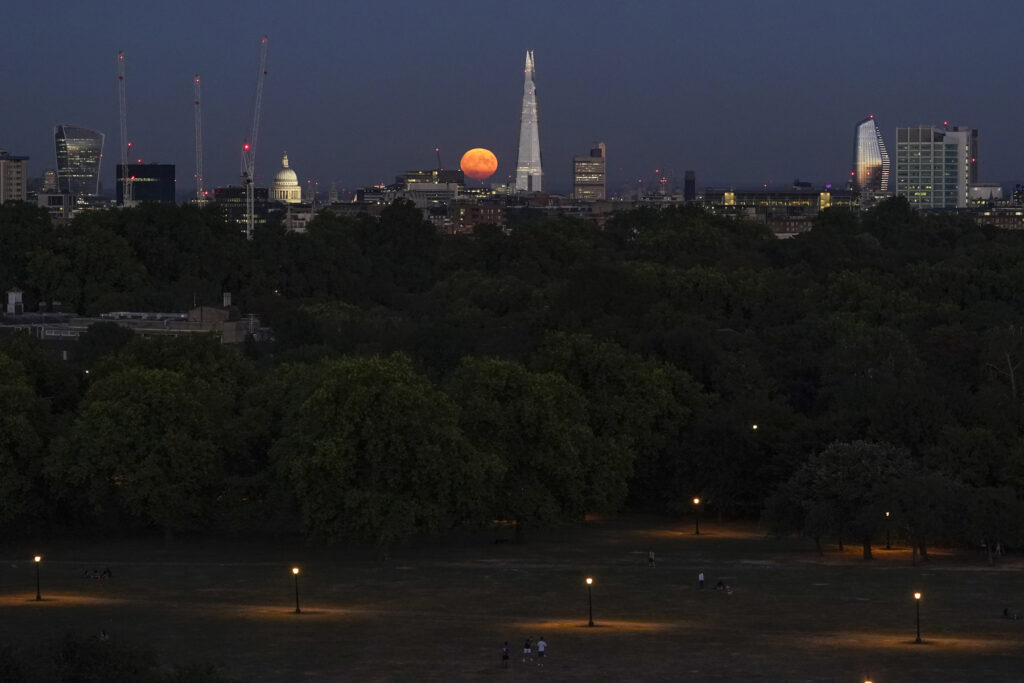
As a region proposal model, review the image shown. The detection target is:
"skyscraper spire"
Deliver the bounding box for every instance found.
[515,50,542,192]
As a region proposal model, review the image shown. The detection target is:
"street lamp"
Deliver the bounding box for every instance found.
[913,592,922,643]
[34,555,41,601]
[751,424,758,431]
[585,577,594,627]
[292,567,301,614]
[692,497,701,535]
[885,511,891,550]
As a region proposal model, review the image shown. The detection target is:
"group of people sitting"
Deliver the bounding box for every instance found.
[82,567,112,579]
[1002,608,1020,620]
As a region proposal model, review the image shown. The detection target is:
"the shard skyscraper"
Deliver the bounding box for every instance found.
[515,51,543,192]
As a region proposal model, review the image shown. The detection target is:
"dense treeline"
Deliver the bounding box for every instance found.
[1,197,1023,556]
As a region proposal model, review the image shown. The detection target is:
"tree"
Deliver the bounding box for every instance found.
[768,441,911,558]
[276,355,494,546]
[532,332,706,508]
[0,353,44,525]
[53,366,225,541]
[446,357,595,539]
[0,202,53,296]
[959,485,1024,565]
[73,322,135,366]
[56,218,147,314]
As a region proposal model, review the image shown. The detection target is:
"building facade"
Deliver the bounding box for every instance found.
[684,171,696,201]
[214,186,269,230]
[54,125,104,196]
[116,163,175,204]
[895,125,976,209]
[573,143,606,200]
[0,151,29,203]
[41,169,58,192]
[270,152,302,204]
[852,116,890,196]
[515,51,543,192]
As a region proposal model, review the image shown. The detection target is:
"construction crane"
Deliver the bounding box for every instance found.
[241,36,268,240]
[117,50,133,205]
[194,74,204,202]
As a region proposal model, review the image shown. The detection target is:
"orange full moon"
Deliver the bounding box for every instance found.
[460,148,498,180]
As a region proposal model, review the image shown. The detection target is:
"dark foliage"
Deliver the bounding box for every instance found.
[1,197,1023,551]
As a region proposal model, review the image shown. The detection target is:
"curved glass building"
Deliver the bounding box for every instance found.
[515,51,543,192]
[852,116,889,195]
[54,125,105,196]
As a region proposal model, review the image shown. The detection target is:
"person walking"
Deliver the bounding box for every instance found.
[698,570,705,589]
[501,641,510,668]
[522,638,532,663]
[536,637,547,666]
[648,550,656,568]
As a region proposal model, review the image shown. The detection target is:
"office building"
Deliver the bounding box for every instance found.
[214,186,269,230]
[684,171,696,201]
[895,125,976,209]
[116,163,175,204]
[573,143,606,200]
[399,169,465,186]
[852,116,890,196]
[54,125,104,196]
[0,151,29,203]
[515,51,543,192]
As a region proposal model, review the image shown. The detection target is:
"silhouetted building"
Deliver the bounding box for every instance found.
[0,151,29,203]
[515,51,543,191]
[399,169,465,186]
[54,125,104,196]
[684,171,696,201]
[895,125,977,209]
[116,163,175,204]
[214,186,269,230]
[573,142,606,200]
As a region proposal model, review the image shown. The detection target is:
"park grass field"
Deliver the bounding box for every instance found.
[2,518,1024,681]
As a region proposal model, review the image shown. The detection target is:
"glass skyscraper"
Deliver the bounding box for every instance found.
[54,125,104,196]
[515,51,543,192]
[852,116,890,196]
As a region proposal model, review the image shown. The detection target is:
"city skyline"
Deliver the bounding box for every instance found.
[2,1,1024,195]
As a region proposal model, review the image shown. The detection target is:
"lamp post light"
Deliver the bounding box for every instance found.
[914,592,922,643]
[34,555,41,601]
[292,567,301,614]
[585,577,594,627]
[751,424,758,431]
[692,497,701,535]
[885,511,891,550]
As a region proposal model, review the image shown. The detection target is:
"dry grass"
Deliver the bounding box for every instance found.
[2,518,1023,681]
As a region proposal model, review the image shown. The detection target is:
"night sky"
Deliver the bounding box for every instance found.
[3,0,1023,196]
